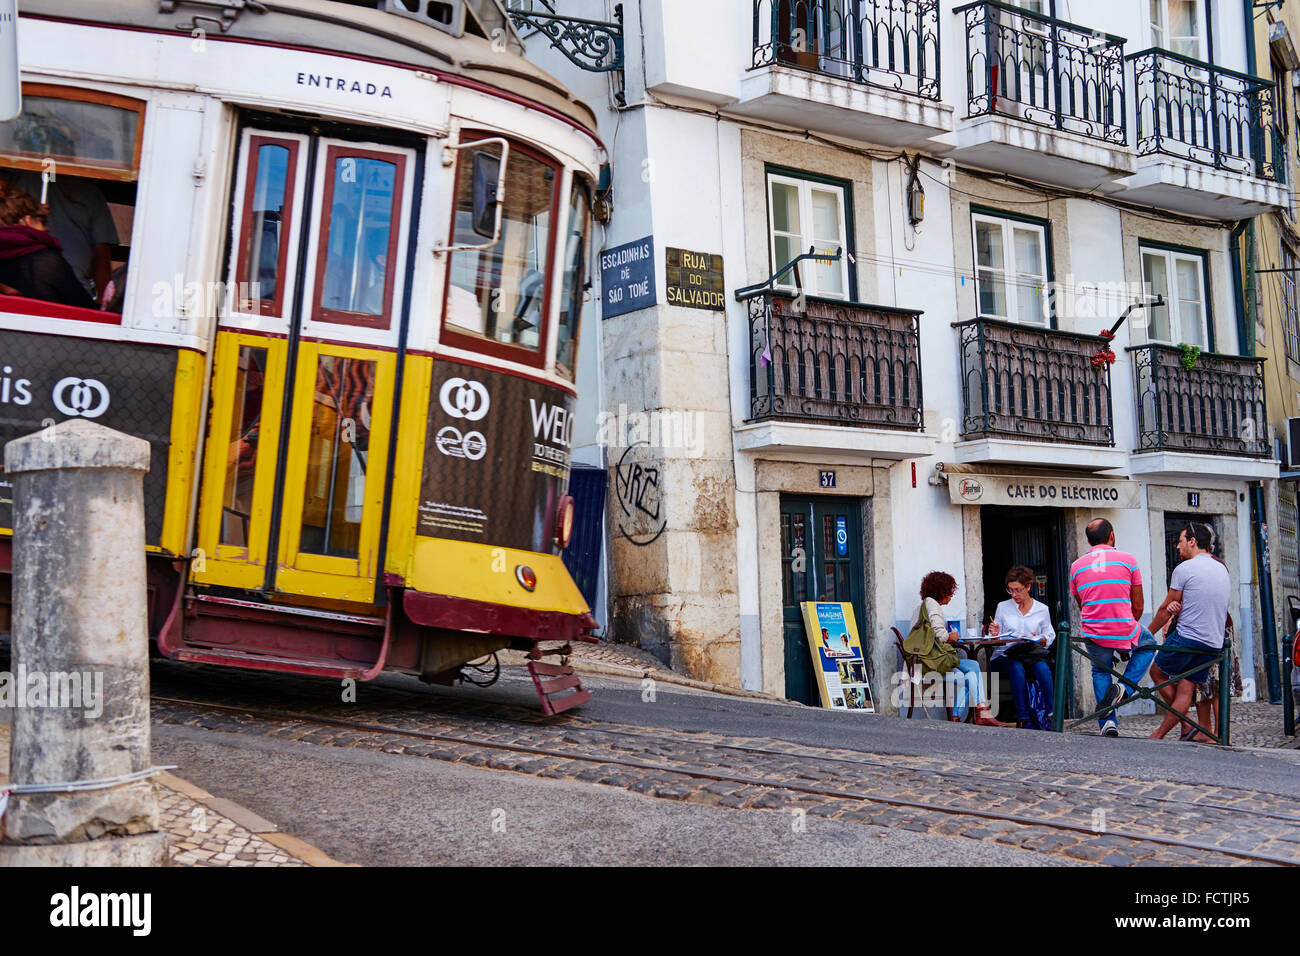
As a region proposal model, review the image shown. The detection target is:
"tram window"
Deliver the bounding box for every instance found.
[300,355,376,560]
[0,85,144,181]
[0,86,144,312]
[314,149,404,327]
[556,180,591,379]
[236,138,299,315]
[444,143,557,356]
[220,345,269,548]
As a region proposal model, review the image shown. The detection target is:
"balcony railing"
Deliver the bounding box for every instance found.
[958,1,1127,145]
[1129,47,1285,183]
[745,291,923,429]
[752,0,940,100]
[1128,345,1269,457]
[955,318,1114,446]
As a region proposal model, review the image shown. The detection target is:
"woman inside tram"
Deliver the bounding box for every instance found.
[0,178,95,309]
[903,571,1010,726]
[987,565,1056,730]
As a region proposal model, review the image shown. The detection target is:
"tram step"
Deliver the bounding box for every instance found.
[191,593,385,630]
[173,647,367,680]
[526,660,590,716]
[527,660,574,677]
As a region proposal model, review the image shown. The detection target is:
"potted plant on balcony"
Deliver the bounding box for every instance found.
[1090,329,1116,373]
[1176,342,1219,372]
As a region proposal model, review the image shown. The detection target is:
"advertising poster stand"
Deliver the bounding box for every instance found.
[800,601,875,713]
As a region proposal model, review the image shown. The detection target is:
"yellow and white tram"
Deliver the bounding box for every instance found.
[0,0,602,712]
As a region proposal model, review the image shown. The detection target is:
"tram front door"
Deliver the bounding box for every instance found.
[192,124,417,605]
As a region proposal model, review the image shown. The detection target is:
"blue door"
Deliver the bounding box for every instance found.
[563,467,607,610]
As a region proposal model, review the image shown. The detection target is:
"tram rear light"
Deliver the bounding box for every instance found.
[554,494,575,550]
[516,565,537,592]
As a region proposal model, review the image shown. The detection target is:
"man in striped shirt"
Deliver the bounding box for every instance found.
[1069,518,1157,737]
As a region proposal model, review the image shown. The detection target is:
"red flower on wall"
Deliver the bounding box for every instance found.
[1090,329,1116,373]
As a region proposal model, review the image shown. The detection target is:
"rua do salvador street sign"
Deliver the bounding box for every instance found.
[665,247,724,311]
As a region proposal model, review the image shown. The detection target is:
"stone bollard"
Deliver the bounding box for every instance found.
[0,419,165,865]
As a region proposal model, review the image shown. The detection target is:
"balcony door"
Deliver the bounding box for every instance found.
[988,0,1049,118]
[766,169,851,299]
[1140,245,1209,349]
[193,126,415,604]
[972,212,1049,327]
[1149,0,1204,59]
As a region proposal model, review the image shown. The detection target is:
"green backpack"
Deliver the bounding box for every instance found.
[903,603,959,674]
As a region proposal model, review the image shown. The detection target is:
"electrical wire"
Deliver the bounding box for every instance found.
[458,653,501,688]
[625,85,1249,232]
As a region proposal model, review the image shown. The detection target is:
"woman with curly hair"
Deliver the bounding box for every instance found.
[903,570,1009,726]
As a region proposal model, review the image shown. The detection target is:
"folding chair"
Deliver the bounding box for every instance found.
[893,626,952,721]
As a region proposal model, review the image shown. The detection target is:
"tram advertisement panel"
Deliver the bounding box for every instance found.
[0,330,175,545]
[419,360,572,554]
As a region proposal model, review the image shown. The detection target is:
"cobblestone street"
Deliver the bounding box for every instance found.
[139,658,1300,867]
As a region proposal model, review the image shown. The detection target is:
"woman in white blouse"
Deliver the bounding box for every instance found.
[988,565,1056,729]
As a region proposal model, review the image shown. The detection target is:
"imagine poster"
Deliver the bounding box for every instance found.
[800,602,875,714]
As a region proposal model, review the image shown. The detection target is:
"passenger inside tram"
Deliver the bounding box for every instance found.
[7,168,120,308]
[0,178,95,309]
[0,85,142,314]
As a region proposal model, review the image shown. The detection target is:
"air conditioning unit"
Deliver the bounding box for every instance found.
[381,0,519,47]
[1287,416,1300,468]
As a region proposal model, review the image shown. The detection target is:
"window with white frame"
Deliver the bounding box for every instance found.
[972,213,1049,326]
[1283,242,1300,364]
[766,171,850,299]
[1140,245,1209,349]
[1149,0,1203,59]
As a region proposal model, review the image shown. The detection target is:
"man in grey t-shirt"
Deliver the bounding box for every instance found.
[1148,523,1230,740]
[1168,552,1230,648]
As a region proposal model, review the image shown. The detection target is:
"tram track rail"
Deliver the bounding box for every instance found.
[152,695,1299,866]
[149,661,1300,827]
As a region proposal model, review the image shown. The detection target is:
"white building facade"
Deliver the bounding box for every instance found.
[520,0,1285,710]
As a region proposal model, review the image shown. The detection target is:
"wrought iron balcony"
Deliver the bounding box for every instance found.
[751,0,940,100]
[745,291,923,429]
[1128,345,1270,458]
[955,318,1115,446]
[958,1,1127,145]
[1129,47,1285,182]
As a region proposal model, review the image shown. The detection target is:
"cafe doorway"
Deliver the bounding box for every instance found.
[979,506,1071,632]
[1162,513,1223,587]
